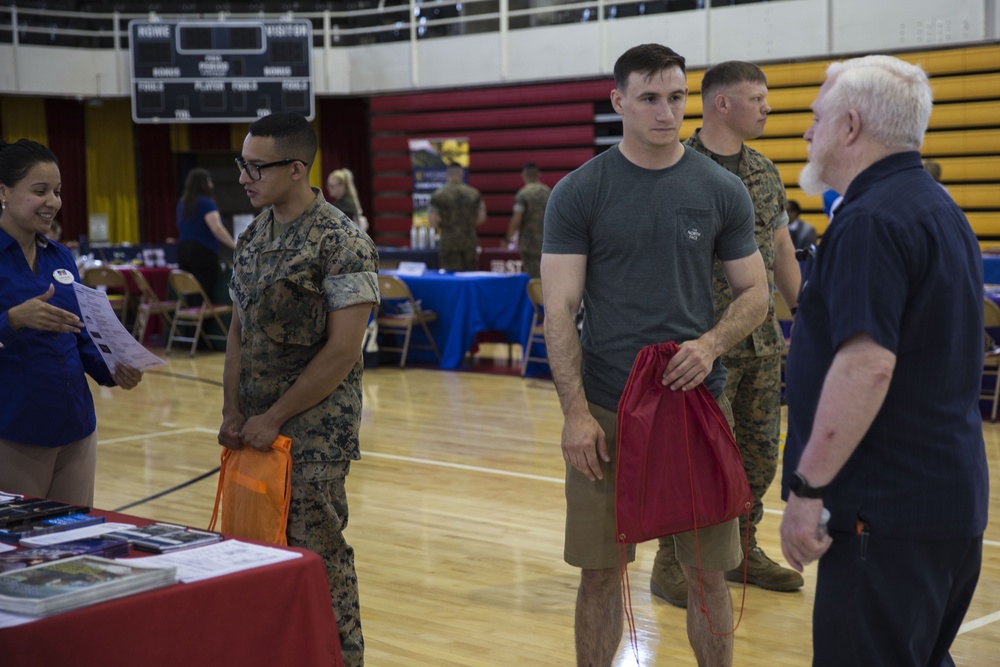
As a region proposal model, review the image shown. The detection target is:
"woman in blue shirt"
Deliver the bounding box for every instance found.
[176,168,236,301]
[0,139,142,506]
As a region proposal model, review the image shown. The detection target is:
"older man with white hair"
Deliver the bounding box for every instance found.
[779,55,988,666]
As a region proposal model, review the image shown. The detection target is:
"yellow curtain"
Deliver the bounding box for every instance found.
[84,100,139,243]
[170,125,190,153]
[0,97,49,145]
[309,117,322,190]
[230,123,247,152]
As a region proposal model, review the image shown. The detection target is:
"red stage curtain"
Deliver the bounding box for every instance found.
[319,98,371,225]
[189,123,232,152]
[135,124,178,243]
[44,99,87,243]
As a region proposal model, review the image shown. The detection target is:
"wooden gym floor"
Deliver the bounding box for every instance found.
[91,348,1000,666]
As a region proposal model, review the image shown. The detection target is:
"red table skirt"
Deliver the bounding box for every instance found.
[0,509,343,667]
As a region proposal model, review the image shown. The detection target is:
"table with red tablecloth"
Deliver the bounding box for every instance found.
[0,508,343,667]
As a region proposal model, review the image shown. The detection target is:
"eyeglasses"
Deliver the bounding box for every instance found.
[235,157,308,182]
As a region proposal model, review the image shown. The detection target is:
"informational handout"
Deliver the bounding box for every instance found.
[18,523,137,547]
[0,493,24,505]
[125,539,302,583]
[72,282,167,373]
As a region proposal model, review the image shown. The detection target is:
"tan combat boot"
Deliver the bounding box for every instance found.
[726,545,804,592]
[649,537,688,608]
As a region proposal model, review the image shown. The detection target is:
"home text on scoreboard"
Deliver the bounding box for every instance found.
[129,19,314,123]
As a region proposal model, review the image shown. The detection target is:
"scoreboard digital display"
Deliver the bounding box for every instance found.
[129,19,314,123]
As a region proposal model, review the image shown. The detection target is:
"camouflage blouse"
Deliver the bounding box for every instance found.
[230,188,380,463]
[685,129,788,358]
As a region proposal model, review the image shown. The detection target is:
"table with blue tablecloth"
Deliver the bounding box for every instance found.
[377,247,440,270]
[982,254,1000,283]
[385,271,533,370]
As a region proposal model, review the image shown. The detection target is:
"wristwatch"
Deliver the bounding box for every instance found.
[789,471,827,499]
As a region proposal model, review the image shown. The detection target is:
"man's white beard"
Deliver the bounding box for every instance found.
[799,160,830,196]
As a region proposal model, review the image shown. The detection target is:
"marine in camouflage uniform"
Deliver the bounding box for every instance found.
[509,164,551,278]
[685,128,795,576]
[429,177,484,271]
[230,187,379,667]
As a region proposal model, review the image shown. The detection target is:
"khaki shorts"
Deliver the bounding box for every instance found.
[564,397,743,571]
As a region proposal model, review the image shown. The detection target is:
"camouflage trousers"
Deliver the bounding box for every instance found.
[439,246,477,272]
[722,353,781,544]
[287,460,363,667]
[520,250,541,279]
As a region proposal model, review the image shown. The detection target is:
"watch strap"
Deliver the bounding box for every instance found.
[791,471,827,499]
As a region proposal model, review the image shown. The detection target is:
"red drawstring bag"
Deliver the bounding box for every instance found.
[615,342,751,543]
[615,342,751,654]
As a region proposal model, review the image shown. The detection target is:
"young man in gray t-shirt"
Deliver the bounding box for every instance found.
[541,44,767,667]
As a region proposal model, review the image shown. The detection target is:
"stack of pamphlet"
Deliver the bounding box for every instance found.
[0,499,89,532]
[0,555,176,616]
[0,513,106,543]
[103,523,223,553]
[18,522,136,547]
[0,538,130,573]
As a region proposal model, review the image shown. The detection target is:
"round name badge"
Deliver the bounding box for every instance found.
[52,268,75,285]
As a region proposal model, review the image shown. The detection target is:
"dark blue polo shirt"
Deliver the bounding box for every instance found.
[783,151,989,539]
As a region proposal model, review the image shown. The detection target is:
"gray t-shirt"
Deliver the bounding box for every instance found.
[543,145,758,411]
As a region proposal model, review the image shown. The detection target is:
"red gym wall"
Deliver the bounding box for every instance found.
[368,78,615,247]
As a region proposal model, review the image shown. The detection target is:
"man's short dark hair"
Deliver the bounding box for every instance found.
[247,112,317,165]
[614,44,686,92]
[786,199,801,215]
[700,61,767,99]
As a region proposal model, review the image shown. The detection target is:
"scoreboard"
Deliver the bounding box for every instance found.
[129,19,314,123]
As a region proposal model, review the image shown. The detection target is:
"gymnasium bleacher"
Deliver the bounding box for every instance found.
[370,42,1000,246]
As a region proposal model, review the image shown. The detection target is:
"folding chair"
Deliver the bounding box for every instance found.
[521,278,548,376]
[129,267,177,344]
[166,270,233,356]
[82,266,129,323]
[376,275,441,367]
[981,297,1000,421]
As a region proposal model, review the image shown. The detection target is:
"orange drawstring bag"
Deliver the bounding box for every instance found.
[209,436,292,546]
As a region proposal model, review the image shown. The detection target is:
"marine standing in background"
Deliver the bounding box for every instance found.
[428,162,486,271]
[651,60,804,607]
[786,200,818,251]
[506,162,551,278]
[219,112,380,667]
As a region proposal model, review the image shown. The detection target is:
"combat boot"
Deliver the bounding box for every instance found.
[649,538,688,608]
[726,545,804,592]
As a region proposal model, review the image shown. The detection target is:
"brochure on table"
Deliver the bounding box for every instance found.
[128,539,302,583]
